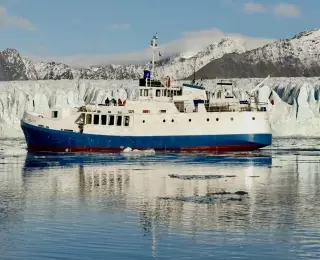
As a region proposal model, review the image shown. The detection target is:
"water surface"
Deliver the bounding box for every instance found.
[0,138,319,259]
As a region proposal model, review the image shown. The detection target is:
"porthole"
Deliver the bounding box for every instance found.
[189,119,191,122]
[207,118,210,122]
[171,119,174,123]
[143,120,145,123]
[163,119,166,123]
[216,118,219,121]
[230,117,234,121]
[252,117,255,120]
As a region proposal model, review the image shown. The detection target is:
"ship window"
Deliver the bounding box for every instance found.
[86,114,92,124]
[129,110,134,113]
[156,89,160,97]
[164,89,167,96]
[116,116,122,126]
[142,120,145,123]
[93,114,99,125]
[174,90,177,96]
[108,115,114,125]
[52,111,58,118]
[160,110,166,113]
[207,118,210,122]
[216,118,219,121]
[252,117,255,120]
[163,119,166,123]
[144,89,148,96]
[101,115,107,125]
[124,116,130,126]
[140,89,143,96]
[171,119,174,123]
[230,117,234,121]
[143,109,150,113]
[189,119,191,122]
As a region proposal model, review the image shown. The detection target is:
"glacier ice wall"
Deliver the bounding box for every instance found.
[1,78,320,138]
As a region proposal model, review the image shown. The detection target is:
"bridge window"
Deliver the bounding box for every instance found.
[124,116,130,126]
[116,116,122,126]
[86,114,92,124]
[101,115,107,125]
[108,115,114,125]
[93,114,99,125]
[156,89,160,97]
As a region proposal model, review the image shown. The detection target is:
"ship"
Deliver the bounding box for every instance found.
[20,34,272,153]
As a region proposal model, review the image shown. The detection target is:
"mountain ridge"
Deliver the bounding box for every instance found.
[185,29,320,79]
[0,29,319,81]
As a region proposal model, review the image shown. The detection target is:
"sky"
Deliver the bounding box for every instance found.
[0,0,318,67]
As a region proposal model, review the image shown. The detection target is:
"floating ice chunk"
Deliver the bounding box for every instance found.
[121,147,156,156]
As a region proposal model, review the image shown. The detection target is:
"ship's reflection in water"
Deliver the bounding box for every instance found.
[1,150,320,259]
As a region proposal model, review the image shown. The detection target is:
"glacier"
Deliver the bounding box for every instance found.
[1,78,320,138]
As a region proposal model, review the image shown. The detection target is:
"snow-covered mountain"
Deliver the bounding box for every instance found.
[1,29,320,81]
[188,29,320,79]
[0,49,28,81]
[0,37,260,81]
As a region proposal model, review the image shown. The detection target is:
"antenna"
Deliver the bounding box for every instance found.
[150,33,159,77]
[192,57,197,84]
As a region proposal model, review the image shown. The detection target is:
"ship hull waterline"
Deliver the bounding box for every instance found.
[21,121,272,153]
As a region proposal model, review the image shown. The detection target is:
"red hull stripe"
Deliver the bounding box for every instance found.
[27,144,263,153]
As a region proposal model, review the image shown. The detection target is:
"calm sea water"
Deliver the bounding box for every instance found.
[0,138,320,260]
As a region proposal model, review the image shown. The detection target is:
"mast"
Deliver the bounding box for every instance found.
[150,33,159,77]
[192,57,197,84]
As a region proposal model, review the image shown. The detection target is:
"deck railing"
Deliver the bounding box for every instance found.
[174,101,268,113]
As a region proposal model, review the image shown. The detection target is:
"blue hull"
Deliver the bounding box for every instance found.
[21,121,272,153]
